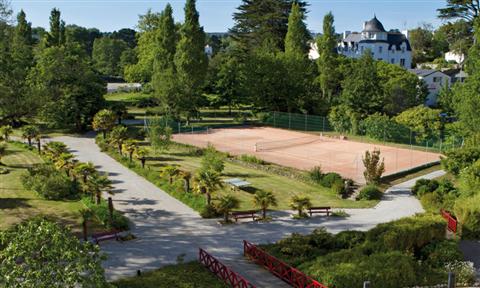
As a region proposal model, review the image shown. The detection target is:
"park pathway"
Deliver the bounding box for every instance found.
[54,134,444,287]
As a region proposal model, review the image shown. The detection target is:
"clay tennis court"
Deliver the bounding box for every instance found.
[173,126,441,183]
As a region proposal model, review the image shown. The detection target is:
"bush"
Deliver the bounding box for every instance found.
[0,167,9,174]
[366,214,445,252]
[82,198,129,231]
[361,113,409,142]
[22,164,78,200]
[441,147,480,175]
[136,97,158,108]
[239,154,266,165]
[357,185,382,200]
[308,166,323,184]
[412,179,439,196]
[320,172,343,188]
[334,231,366,249]
[454,194,480,239]
[200,204,221,218]
[420,240,464,268]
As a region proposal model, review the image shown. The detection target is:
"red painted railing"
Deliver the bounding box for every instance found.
[243,240,328,288]
[441,209,458,233]
[199,248,256,288]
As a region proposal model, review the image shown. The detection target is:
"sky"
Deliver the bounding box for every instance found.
[11,0,446,33]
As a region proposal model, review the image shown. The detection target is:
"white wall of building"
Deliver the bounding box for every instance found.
[420,71,451,106]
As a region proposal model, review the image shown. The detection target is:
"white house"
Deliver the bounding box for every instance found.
[409,69,451,107]
[445,51,465,64]
[337,16,412,68]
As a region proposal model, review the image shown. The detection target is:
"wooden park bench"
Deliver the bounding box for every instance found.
[92,230,120,244]
[229,210,259,223]
[308,207,331,217]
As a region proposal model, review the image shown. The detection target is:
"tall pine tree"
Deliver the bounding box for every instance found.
[284,2,310,57]
[47,8,65,47]
[230,0,307,52]
[152,4,178,114]
[317,12,341,108]
[174,0,207,119]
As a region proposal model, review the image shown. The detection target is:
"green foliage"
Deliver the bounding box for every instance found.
[341,52,383,117]
[28,44,106,131]
[82,197,129,231]
[319,172,343,188]
[458,159,480,197]
[454,193,480,239]
[362,149,385,185]
[199,204,221,218]
[308,166,323,183]
[92,37,128,76]
[357,185,382,200]
[92,109,116,137]
[420,240,464,268]
[21,125,39,146]
[239,154,266,165]
[194,168,223,206]
[395,105,442,142]
[290,194,311,217]
[284,2,309,57]
[215,194,240,222]
[21,164,78,200]
[0,217,109,287]
[201,144,225,174]
[253,190,277,219]
[147,116,172,152]
[328,104,359,134]
[376,61,427,115]
[113,261,228,288]
[173,0,208,118]
[0,125,12,141]
[441,147,480,175]
[361,113,410,142]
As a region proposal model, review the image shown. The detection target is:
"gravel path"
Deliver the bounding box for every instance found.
[54,135,444,286]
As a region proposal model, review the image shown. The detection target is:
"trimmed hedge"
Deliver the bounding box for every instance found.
[356,185,382,200]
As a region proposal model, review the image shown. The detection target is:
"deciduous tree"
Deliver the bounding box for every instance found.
[362,149,385,185]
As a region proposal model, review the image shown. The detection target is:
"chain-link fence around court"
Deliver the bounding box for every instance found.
[259,111,463,153]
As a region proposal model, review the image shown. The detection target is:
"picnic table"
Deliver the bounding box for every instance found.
[223,178,251,191]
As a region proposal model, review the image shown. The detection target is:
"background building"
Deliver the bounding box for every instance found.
[337,16,412,68]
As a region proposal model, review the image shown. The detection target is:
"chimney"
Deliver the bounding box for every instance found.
[343,31,351,39]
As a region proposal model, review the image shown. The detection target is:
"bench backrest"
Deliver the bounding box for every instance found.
[231,210,257,215]
[310,207,331,210]
[93,230,118,238]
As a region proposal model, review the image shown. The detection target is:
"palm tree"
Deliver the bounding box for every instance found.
[135,147,148,168]
[80,209,94,241]
[179,170,192,192]
[122,139,138,162]
[290,195,312,218]
[85,174,113,204]
[161,166,180,184]
[108,126,128,154]
[194,169,223,206]
[43,142,68,162]
[253,190,278,219]
[92,109,116,138]
[54,153,77,177]
[35,135,41,154]
[0,125,13,142]
[215,194,240,223]
[21,125,39,147]
[74,162,98,184]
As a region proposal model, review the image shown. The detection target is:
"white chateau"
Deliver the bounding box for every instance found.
[337,16,412,68]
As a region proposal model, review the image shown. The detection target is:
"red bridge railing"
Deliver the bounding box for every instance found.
[441,209,458,234]
[199,248,256,288]
[243,240,328,288]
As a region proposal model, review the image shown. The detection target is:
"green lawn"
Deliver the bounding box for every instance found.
[0,143,101,234]
[109,142,376,211]
[112,261,227,288]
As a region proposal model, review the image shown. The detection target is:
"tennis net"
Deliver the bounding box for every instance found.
[255,135,321,152]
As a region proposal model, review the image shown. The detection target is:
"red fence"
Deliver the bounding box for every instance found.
[441,209,458,234]
[199,248,256,288]
[243,240,328,288]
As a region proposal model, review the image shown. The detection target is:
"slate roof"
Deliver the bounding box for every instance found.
[363,16,386,32]
[408,69,439,78]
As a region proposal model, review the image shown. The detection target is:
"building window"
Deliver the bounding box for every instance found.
[401,47,406,53]
[433,77,442,83]
[400,59,405,67]
[391,58,395,64]
[379,46,383,53]
[378,58,383,61]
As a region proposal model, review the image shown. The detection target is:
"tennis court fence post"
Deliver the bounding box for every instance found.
[273,111,276,127]
[305,113,308,131]
[322,117,326,132]
[289,112,291,129]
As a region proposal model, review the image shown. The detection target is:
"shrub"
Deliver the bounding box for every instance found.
[458,159,480,198]
[420,240,464,268]
[199,204,221,218]
[239,154,266,165]
[441,147,480,175]
[308,166,323,184]
[366,214,445,252]
[136,97,158,108]
[361,113,409,142]
[0,167,9,174]
[412,179,439,196]
[332,181,346,198]
[334,231,366,249]
[454,194,480,239]
[357,185,382,200]
[362,149,385,185]
[82,198,129,231]
[320,172,343,188]
[22,164,78,200]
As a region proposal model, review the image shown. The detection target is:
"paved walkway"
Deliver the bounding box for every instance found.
[54,135,444,286]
